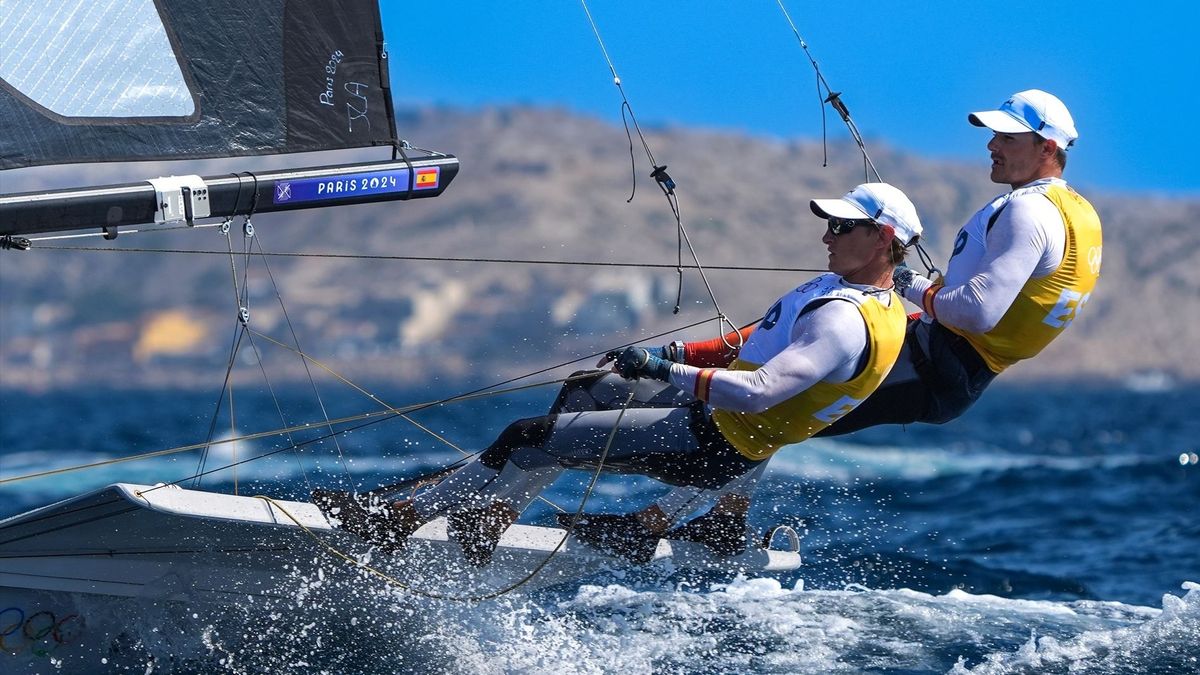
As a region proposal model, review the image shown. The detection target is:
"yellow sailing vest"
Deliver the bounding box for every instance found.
[948,184,1103,373]
[712,289,906,461]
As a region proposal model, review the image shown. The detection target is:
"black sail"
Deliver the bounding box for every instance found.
[0,0,397,169]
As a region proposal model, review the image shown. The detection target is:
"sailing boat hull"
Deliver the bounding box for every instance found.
[1,483,802,667]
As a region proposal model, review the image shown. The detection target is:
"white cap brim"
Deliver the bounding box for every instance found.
[968,109,1033,134]
[810,198,872,221]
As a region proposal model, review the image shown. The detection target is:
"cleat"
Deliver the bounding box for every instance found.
[447,502,518,567]
[561,512,660,564]
[665,511,748,557]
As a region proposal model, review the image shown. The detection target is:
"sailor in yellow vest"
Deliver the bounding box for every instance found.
[316,183,921,564]
[623,89,1104,558]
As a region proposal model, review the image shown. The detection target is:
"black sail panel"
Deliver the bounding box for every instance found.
[0,0,396,169]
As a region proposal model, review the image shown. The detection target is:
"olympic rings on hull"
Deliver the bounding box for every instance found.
[1,606,85,658]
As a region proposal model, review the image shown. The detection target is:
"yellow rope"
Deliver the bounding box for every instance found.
[254,495,427,593]
[249,329,469,457]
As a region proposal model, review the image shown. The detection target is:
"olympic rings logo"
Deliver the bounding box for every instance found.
[1087,246,1102,275]
[0,607,85,658]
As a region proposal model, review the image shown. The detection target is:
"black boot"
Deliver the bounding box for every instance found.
[312,489,422,552]
[558,512,660,564]
[665,511,748,557]
[448,503,518,567]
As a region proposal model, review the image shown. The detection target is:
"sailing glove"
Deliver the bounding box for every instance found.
[611,347,672,381]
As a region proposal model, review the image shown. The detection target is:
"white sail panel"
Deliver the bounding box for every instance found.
[0,0,194,118]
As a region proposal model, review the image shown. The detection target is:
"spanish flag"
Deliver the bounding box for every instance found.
[414,167,439,190]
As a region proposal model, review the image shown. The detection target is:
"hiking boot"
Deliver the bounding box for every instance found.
[558,512,660,564]
[665,511,748,557]
[312,489,377,539]
[312,489,422,552]
[447,502,518,567]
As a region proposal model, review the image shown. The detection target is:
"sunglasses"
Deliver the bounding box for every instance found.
[826,216,879,236]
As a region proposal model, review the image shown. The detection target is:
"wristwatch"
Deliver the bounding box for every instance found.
[668,340,686,362]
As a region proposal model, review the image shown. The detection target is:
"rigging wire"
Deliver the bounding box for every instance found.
[578,0,742,349]
[153,308,724,494]
[193,323,246,488]
[0,314,722,488]
[773,1,940,276]
[251,233,355,488]
[21,244,827,274]
[774,0,881,184]
[247,328,469,457]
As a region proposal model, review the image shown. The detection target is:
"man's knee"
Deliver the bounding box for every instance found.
[479,415,557,469]
[549,370,609,414]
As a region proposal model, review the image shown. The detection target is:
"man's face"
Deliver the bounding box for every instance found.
[822,218,883,279]
[987,131,1051,187]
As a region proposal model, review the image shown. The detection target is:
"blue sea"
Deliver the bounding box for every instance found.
[1,381,1197,673]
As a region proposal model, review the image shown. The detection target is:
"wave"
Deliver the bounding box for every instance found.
[765,439,1151,483]
[950,581,1200,674]
[426,576,1196,675]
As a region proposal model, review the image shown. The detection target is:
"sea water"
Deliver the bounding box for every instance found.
[1,382,1197,673]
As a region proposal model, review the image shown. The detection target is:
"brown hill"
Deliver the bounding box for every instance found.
[1,106,1196,390]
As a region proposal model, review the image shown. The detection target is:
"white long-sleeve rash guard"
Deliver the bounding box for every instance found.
[666,294,878,413]
[905,183,1066,333]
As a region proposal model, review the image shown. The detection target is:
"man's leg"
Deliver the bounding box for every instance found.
[626,461,767,556]
[550,370,695,415]
[409,416,557,519]
[420,405,699,564]
[524,405,742,562]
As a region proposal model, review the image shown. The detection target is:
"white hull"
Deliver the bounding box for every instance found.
[1,483,800,669]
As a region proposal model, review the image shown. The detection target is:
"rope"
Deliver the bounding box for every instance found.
[252,234,353,487]
[774,0,882,184]
[577,0,741,345]
[22,245,825,274]
[0,309,731,488]
[156,309,727,488]
[246,327,563,513]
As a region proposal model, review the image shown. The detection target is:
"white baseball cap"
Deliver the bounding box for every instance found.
[810,182,923,246]
[968,89,1078,151]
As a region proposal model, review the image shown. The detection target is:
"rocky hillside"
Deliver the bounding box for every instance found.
[2,106,1196,390]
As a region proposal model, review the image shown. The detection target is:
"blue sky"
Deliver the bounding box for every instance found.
[383,1,1197,196]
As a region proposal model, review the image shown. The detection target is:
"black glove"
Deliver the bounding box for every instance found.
[606,347,672,381]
